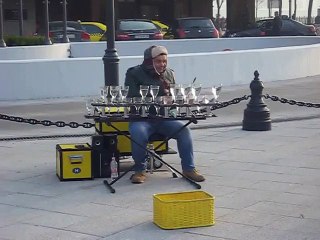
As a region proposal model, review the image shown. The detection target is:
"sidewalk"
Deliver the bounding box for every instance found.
[1,75,320,139]
[0,76,319,239]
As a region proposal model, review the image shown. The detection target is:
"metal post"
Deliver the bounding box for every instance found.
[61,0,69,43]
[44,0,52,45]
[0,0,6,47]
[18,0,23,36]
[242,71,271,131]
[103,0,119,86]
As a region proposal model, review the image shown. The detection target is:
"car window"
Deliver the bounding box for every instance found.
[50,22,83,31]
[119,21,157,31]
[83,25,104,34]
[256,20,268,28]
[179,19,213,28]
[67,22,82,30]
[282,20,295,30]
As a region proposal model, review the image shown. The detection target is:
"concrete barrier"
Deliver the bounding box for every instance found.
[1,37,320,101]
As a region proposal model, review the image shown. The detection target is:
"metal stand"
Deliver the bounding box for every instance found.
[102,116,201,193]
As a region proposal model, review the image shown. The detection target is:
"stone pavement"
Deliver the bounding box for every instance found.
[0,76,319,239]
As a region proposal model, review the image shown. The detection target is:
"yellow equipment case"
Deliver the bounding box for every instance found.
[95,121,168,155]
[56,143,93,181]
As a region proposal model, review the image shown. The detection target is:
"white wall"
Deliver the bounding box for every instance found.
[1,37,320,60]
[69,37,320,58]
[1,37,320,101]
[0,44,70,60]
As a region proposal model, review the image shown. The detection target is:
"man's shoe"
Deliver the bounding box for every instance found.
[183,169,205,182]
[130,172,147,184]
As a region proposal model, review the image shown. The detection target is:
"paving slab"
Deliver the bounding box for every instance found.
[0,117,319,239]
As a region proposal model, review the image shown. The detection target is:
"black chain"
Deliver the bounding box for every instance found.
[264,94,320,108]
[0,114,95,128]
[0,134,93,142]
[1,94,318,132]
[211,95,250,110]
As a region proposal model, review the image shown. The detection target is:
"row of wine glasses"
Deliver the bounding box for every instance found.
[139,85,160,102]
[85,84,222,116]
[168,84,202,104]
[99,85,130,103]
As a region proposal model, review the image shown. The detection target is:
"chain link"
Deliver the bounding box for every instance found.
[0,133,93,142]
[193,95,250,114]
[0,114,95,129]
[211,95,250,110]
[264,94,320,108]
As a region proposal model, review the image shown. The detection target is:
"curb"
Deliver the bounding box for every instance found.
[190,113,320,130]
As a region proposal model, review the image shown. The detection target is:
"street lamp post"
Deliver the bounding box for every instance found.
[103,0,119,86]
[44,0,52,45]
[0,0,6,47]
[61,0,69,43]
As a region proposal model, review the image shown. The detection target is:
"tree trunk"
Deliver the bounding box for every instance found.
[307,0,313,24]
[268,0,272,17]
[293,0,297,18]
[289,0,292,18]
[279,0,282,16]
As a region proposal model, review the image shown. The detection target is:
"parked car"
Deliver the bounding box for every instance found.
[164,17,219,39]
[100,19,163,41]
[40,21,90,43]
[80,21,107,41]
[224,16,317,37]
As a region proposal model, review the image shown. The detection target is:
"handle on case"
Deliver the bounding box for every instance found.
[69,155,83,164]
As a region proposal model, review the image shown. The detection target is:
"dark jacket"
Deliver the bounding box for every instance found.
[124,46,175,98]
[125,66,175,98]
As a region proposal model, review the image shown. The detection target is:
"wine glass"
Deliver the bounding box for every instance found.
[120,86,129,102]
[193,84,202,103]
[85,98,95,116]
[163,95,173,118]
[154,96,163,116]
[184,84,195,104]
[139,85,149,103]
[174,84,185,116]
[150,85,160,102]
[120,86,130,116]
[132,96,142,115]
[144,96,153,115]
[100,86,109,103]
[169,84,176,101]
[211,84,222,103]
[110,86,120,104]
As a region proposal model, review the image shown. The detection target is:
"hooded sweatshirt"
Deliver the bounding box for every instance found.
[125,45,175,98]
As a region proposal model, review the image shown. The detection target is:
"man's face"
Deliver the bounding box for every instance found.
[153,54,167,73]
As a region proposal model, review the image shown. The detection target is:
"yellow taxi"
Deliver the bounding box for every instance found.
[152,20,169,35]
[80,22,107,41]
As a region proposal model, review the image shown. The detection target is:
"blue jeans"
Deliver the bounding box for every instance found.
[129,120,195,172]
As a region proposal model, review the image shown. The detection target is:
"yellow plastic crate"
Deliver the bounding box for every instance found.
[153,190,215,229]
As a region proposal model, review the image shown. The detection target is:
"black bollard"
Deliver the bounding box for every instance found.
[242,71,271,131]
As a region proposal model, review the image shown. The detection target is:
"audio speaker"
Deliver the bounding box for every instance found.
[91,134,118,178]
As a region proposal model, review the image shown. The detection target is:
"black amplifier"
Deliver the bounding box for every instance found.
[91,134,119,178]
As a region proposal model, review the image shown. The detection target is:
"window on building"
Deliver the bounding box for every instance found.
[4,9,28,21]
